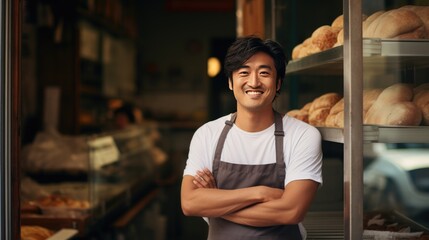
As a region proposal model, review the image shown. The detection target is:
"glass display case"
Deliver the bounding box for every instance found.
[20,123,164,237]
[247,0,429,239]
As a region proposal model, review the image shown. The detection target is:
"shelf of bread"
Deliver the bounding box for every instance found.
[286,39,429,75]
[287,5,429,76]
[318,125,429,143]
[287,82,429,144]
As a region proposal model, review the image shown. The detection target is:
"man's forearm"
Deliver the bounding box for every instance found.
[222,198,300,227]
[222,180,319,227]
[181,176,284,218]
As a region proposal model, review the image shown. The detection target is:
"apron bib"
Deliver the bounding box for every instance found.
[208,112,302,240]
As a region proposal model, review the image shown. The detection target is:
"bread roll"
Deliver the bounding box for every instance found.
[295,38,316,59]
[308,93,342,126]
[292,43,303,60]
[413,89,429,125]
[325,110,344,128]
[311,25,339,51]
[301,102,313,112]
[325,98,344,127]
[331,15,344,29]
[309,108,331,126]
[364,8,427,39]
[334,28,344,46]
[309,93,342,113]
[286,101,312,123]
[287,109,309,123]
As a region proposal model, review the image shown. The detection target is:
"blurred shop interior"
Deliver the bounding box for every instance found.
[15,0,429,239]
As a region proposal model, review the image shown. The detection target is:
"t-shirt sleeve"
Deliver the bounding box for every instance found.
[285,126,323,186]
[183,126,213,177]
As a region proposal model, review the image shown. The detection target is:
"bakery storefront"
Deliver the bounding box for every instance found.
[2,0,429,240]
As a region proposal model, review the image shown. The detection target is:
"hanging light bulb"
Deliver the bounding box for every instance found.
[207,57,221,77]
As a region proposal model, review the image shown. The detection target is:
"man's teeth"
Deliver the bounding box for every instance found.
[246,91,262,95]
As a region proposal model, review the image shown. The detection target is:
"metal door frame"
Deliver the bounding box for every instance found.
[1,0,20,239]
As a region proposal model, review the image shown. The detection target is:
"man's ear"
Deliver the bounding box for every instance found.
[228,79,233,90]
[276,79,281,91]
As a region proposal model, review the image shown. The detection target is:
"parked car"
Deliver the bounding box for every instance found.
[364,143,429,219]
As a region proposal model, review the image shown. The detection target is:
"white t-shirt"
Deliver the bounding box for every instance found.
[183,113,323,186]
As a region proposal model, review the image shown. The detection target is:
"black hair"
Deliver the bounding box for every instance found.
[224,36,287,94]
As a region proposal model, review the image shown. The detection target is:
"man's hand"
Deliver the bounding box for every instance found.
[192,169,283,202]
[193,168,217,188]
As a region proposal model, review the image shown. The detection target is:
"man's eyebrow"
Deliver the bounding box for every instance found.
[258,65,273,70]
[238,65,250,69]
[238,65,273,70]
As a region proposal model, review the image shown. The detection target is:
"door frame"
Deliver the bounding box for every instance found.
[1,0,21,239]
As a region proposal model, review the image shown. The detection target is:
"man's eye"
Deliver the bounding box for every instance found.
[239,71,248,75]
[260,72,270,76]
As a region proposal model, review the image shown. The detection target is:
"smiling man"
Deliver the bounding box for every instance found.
[181,36,323,240]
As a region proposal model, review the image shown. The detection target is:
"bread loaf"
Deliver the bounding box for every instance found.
[384,102,422,125]
[363,11,385,38]
[309,108,331,126]
[287,109,309,123]
[286,102,312,123]
[401,5,429,36]
[363,88,383,116]
[413,89,429,125]
[365,83,422,126]
[309,93,342,126]
[364,8,427,39]
[309,93,342,113]
[325,98,344,127]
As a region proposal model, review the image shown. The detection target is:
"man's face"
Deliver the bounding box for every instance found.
[229,52,280,113]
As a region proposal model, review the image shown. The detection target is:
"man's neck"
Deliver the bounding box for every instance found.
[235,108,276,132]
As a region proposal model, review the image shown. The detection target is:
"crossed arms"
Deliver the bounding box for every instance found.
[180,168,319,227]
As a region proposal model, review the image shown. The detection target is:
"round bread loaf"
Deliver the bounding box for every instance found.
[311,25,338,51]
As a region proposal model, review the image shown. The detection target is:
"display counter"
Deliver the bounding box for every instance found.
[20,124,167,238]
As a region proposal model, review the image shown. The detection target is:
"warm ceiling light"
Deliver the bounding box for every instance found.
[207,57,221,77]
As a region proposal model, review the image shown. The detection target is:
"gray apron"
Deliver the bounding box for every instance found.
[208,112,302,240]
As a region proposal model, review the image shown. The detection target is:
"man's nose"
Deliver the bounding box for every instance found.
[247,73,261,87]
